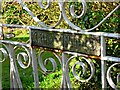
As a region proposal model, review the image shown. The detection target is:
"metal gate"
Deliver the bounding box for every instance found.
[0,0,120,89]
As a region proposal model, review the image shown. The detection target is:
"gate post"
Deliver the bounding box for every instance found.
[101,36,107,89]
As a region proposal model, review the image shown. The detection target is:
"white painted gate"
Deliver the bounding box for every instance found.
[0,1,120,89]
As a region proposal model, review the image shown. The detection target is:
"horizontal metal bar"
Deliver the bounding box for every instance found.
[102,56,120,62]
[0,40,30,47]
[0,23,120,38]
[64,51,101,59]
[0,23,30,29]
[64,51,89,57]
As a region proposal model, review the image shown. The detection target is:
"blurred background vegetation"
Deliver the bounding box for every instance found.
[1,1,119,57]
[0,1,120,89]
[1,2,120,33]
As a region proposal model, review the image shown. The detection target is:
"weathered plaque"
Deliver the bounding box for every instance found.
[30,29,100,56]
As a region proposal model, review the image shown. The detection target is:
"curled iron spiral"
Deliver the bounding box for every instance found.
[0,44,8,63]
[107,63,120,90]
[15,46,31,69]
[38,50,61,74]
[66,56,95,82]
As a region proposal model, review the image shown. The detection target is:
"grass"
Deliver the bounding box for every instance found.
[2,58,10,88]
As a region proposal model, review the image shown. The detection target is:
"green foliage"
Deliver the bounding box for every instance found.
[106,38,120,57]
[70,2,120,33]
[2,2,119,32]
[2,2,68,27]
[40,70,62,88]
[117,82,120,89]
[1,1,120,89]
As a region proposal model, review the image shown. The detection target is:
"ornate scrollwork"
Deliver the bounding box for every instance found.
[0,41,31,69]
[66,56,95,82]
[0,44,8,63]
[1,1,120,89]
[16,0,63,28]
[15,46,31,69]
[16,0,120,32]
[0,42,31,88]
[62,1,120,31]
[38,50,61,74]
[69,0,87,18]
[107,63,120,90]
[38,0,52,9]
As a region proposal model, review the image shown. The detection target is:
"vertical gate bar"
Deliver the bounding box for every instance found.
[13,58,23,89]
[31,47,39,89]
[0,35,2,90]
[10,67,13,89]
[117,74,120,84]
[61,53,67,89]
[9,45,15,89]
[0,0,2,84]
[13,73,18,88]
[8,44,23,89]
[9,45,17,89]
[64,54,72,89]
[61,53,72,89]
[101,36,107,89]
[0,26,2,89]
